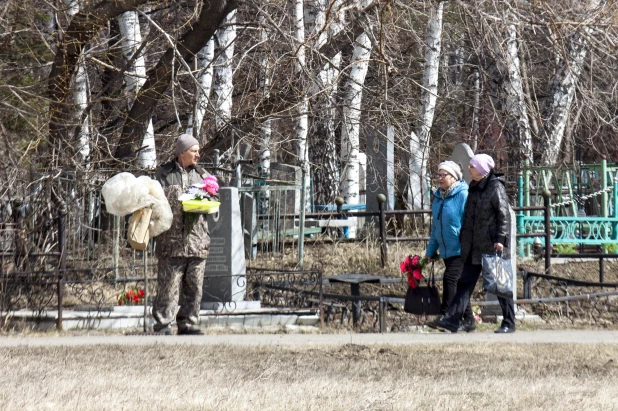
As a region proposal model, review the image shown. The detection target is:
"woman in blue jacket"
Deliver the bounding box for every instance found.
[425,161,475,331]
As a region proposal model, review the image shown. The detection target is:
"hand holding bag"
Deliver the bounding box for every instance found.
[481,251,514,299]
[404,262,441,315]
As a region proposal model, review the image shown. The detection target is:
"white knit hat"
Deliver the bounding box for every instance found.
[438,160,463,181]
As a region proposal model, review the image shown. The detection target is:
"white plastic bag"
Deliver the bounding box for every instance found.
[101,173,151,216]
[101,173,172,237]
[145,177,173,237]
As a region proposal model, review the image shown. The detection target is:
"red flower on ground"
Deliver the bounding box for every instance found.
[117,286,146,306]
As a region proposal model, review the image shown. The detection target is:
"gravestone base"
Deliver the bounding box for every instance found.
[201,300,261,311]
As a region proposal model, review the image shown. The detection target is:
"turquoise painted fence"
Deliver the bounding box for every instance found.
[517,158,618,256]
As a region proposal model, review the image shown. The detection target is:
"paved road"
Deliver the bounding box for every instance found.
[1,330,617,347]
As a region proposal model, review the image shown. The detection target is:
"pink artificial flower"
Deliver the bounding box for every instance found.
[203,175,219,196]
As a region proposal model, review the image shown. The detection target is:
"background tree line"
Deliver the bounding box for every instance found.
[1,0,617,213]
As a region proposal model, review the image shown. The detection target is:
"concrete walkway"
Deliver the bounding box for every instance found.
[1,330,617,347]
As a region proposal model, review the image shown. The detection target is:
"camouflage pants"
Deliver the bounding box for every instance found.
[153,257,206,329]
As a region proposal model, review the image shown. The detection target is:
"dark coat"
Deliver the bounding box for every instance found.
[154,159,210,259]
[460,170,511,265]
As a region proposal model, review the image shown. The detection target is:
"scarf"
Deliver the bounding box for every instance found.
[440,183,457,200]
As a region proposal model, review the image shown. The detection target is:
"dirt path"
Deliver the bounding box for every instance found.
[1,330,617,347]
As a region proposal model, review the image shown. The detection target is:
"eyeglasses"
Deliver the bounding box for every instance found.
[436,173,450,179]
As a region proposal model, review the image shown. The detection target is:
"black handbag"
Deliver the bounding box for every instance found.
[403,263,441,315]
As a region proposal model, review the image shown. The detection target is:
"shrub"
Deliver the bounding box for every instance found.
[552,243,577,255]
[605,243,618,254]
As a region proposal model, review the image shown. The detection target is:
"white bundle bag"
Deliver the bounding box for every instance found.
[101,172,173,237]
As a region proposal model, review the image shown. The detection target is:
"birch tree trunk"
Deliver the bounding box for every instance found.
[187,38,214,138]
[63,0,90,164]
[341,32,371,237]
[408,1,443,210]
[258,17,271,178]
[471,69,480,152]
[305,0,328,49]
[213,10,236,133]
[115,0,237,159]
[539,30,590,166]
[306,0,337,205]
[74,63,90,163]
[539,0,602,165]
[311,53,341,205]
[501,17,533,168]
[118,10,156,169]
[294,0,310,212]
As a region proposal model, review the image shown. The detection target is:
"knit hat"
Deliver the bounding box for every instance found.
[175,133,199,155]
[469,154,495,176]
[438,161,462,181]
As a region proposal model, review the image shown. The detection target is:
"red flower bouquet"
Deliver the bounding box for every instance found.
[118,286,145,306]
[400,255,428,289]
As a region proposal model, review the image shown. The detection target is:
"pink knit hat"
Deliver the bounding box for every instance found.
[469,154,495,176]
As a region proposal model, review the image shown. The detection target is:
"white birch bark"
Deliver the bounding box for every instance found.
[471,69,480,152]
[312,52,342,205]
[341,32,371,237]
[540,0,602,165]
[294,0,310,212]
[305,0,328,49]
[64,0,79,16]
[187,38,214,138]
[305,0,340,205]
[408,2,443,210]
[539,31,590,165]
[118,10,156,169]
[213,10,236,133]
[64,0,90,164]
[258,17,271,178]
[502,17,533,165]
[74,53,90,163]
[330,0,346,38]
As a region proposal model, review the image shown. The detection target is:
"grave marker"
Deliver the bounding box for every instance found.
[365,125,395,225]
[202,187,247,304]
[450,143,475,184]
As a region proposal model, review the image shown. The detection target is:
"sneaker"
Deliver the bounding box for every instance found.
[177,325,204,335]
[153,325,173,335]
[494,325,515,334]
[458,318,476,333]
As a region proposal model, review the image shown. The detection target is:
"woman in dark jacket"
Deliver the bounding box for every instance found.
[429,154,516,333]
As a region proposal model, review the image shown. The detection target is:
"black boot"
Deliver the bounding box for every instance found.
[178,325,204,335]
[427,315,446,331]
[458,317,476,333]
[427,316,458,333]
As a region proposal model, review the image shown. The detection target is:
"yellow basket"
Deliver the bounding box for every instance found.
[182,199,221,214]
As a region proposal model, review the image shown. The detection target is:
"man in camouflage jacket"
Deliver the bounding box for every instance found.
[153,133,210,335]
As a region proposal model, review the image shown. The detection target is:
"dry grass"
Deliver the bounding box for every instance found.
[251,238,428,276]
[1,342,617,410]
